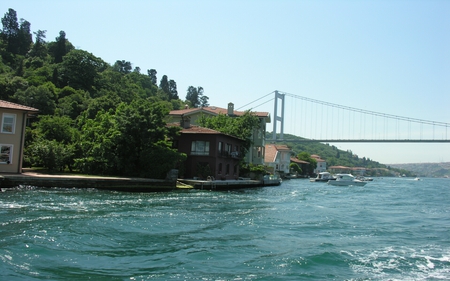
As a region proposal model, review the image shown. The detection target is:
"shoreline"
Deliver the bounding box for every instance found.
[0,170,282,192]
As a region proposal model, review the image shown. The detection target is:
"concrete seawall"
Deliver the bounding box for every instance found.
[0,172,175,192]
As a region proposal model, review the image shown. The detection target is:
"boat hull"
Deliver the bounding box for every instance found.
[327,180,367,186]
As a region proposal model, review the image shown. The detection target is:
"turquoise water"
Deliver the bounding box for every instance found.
[1,177,449,280]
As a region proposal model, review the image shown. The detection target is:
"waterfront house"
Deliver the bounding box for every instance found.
[172,123,245,180]
[264,144,293,175]
[311,154,327,174]
[290,157,310,176]
[329,165,351,174]
[168,103,270,166]
[0,100,38,173]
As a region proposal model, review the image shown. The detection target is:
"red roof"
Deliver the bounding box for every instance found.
[290,157,309,164]
[179,125,244,140]
[169,106,270,120]
[264,144,293,162]
[0,100,39,112]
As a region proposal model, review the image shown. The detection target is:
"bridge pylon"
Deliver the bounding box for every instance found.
[272,90,285,141]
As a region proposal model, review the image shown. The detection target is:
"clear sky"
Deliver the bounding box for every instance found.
[2,0,449,164]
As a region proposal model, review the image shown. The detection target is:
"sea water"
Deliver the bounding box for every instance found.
[1,177,449,280]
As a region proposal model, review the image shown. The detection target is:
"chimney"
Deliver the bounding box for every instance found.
[227,102,234,116]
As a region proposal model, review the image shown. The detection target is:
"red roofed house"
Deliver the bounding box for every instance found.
[0,100,38,173]
[290,157,310,177]
[311,154,327,174]
[264,144,293,175]
[169,103,270,166]
[173,124,245,180]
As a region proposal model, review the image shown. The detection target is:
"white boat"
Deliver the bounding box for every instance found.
[310,172,336,182]
[327,174,367,186]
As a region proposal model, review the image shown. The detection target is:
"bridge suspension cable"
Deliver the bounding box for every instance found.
[238,90,449,143]
[279,91,449,127]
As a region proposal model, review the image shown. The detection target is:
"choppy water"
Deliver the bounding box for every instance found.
[1,177,449,280]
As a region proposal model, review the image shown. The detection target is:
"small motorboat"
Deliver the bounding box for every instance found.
[327,174,367,186]
[310,172,336,182]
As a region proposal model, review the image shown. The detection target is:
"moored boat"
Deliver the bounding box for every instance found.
[310,172,336,182]
[327,174,367,186]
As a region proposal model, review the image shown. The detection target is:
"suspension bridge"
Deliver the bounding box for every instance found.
[237,91,450,143]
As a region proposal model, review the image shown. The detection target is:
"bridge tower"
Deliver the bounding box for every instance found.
[272,91,285,140]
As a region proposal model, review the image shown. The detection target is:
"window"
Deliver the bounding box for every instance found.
[226,164,230,175]
[2,113,16,134]
[191,141,210,155]
[218,163,222,174]
[226,143,232,153]
[218,141,223,152]
[0,144,13,164]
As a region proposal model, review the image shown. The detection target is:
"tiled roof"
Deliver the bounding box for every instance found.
[264,145,278,162]
[290,157,309,164]
[274,144,291,151]
[0,100,39,112]
[179,125,244,140]
[180,125,222,135]
[169,106,270,119]
[264,144,293,162]
[311,154,326,162]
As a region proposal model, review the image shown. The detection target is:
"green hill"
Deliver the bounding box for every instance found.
[389,163,450,178]
[268,133,415,177]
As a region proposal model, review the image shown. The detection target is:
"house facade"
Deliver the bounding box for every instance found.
[169,103,270,166]
[0,100,38,173]
[173,125,245,180]
[290,157,310,176]
[311,154,327,174]
[264,144,293,175]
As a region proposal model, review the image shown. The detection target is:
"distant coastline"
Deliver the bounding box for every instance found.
[388,162,450,178]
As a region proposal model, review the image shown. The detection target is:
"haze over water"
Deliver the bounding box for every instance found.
[1,177,449,280]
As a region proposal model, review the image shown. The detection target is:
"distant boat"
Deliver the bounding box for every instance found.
[356,176,373,182]
[327,174,367,186]
[414,177,421,181]
[310,172,336,182]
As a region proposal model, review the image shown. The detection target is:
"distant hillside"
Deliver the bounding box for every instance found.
[389,163,450,178]
[268,133,415,177]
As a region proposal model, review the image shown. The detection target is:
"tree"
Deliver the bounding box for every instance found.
[17,18,32,55]
[112,60,132,74]
[168,79,178,100]
[29,30,47,58]
[1,8,19,54]
[58,49,107,92]
[297,152,317,176]
[76,99,185,178]
[159,75,170,95]
[147,69,157,85]
[49,30,74,63]
[0,9,31,53]
[198,111,260,154]
[186,86,209,108]
[12,84,57,115]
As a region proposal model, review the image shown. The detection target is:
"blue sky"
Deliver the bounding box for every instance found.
[2,0,449,164]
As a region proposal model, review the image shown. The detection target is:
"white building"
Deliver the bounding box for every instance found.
[311,154,327,174]
[264,144,293,174]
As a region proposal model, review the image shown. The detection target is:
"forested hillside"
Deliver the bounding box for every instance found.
[0,8,214,178]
